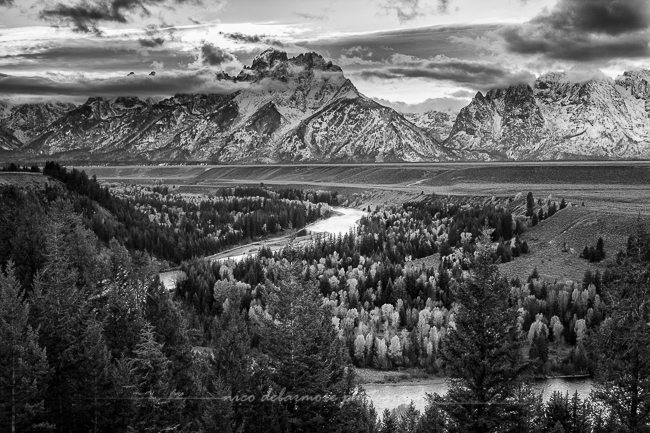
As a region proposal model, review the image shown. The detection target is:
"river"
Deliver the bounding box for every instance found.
[363,378,594,413]
[158,205,594,413]
[303,206,367,236]
[159,206,367,290]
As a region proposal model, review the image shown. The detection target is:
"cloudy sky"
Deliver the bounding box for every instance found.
[0,0,649,111]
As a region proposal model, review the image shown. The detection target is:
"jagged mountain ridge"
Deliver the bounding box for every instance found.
[1,50,649,162]
[0,101,75,152]
[444,71,650,160]
[18,49,447,163]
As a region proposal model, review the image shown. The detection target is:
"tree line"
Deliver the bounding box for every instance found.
[0,186,376,433]
[41,162,333,264]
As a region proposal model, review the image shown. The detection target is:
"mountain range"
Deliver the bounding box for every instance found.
[1,49,649,162]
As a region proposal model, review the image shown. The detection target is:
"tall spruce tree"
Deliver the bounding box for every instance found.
[0,263,50,433]
[65,317,115,433]
[126,323,185,433]
[253,264,357,433]
[30,207,90,433]
[379,409,397,433]
[440,231,528,433]
[526,193,535,218]
[591,267,650,432]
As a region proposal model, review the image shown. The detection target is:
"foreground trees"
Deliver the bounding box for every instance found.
[0,186,376,432]
[253,266,356,432]
[3,170,650,432]
[591,226,650,433]
[439,231,529,433]
[0,264,49,433]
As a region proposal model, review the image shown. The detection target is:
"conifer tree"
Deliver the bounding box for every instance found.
[66,317,115,433]
[30,207,91,432]
[526,193,535,217]
[255,264,357,433]
[380,409,398,433]
[440,230,528,433]
[0,263,50,433]
[126,323,185,433]
[398,402,420,433]
[416,395,446,433]
[100,240,147,358]
[591,268,650,432]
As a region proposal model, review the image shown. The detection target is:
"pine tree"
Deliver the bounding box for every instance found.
[529,328,549,375]
[333,396,377,433]
[66,317,116,433]
[591,267,650,432]
[209,300,251,394]
[526,193,535,218]
[186,357,234,433]
[0,263,50,433]
[380,409,398,433]
[544,391,571,432]
[144,279,193,391]
[126,323,185,433]
[255,264,356,433]
[416,395,446,433]
[440,233,528,433]
[398,401,420,433]
[30,208,90,433]
[596,237,605,261]
[100,241,146,358]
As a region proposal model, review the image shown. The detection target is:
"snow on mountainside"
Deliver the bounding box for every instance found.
[2,49,650,162]
[280,97,450,162]
[445,71,650,160]
[18,49,449,163]
[405,111,455,142]
[0,101,75,152]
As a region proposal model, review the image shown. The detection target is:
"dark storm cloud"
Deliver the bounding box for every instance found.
[200,43,235,66]
[303,24,499,63]
[139,36,166,47]
[533,0,649,36]
[0,42,196,73]
[358,58,534,90]
[0,71,246,99]
[221,32,285,47]
[502,29,650,61]
[504,0,650,61]
[40,0,206,34]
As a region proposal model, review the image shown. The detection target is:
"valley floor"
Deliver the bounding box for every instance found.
[78,162,650,283]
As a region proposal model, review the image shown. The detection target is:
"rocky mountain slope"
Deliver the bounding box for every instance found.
[445,71,650,160]
[15,49,449,163]
[404,110,455,142]
[0,102,75,152]
[1,50,649,162]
